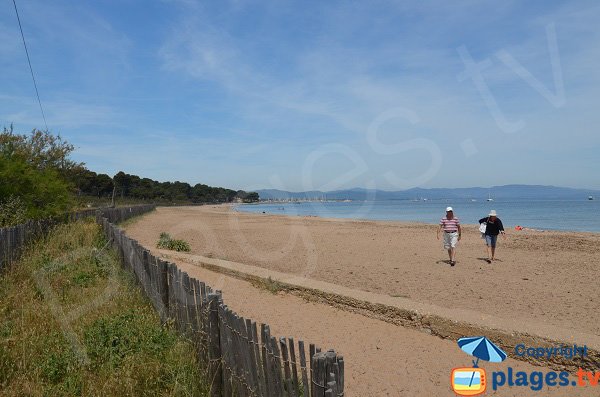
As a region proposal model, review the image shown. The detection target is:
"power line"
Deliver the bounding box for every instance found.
[12,0,49,131]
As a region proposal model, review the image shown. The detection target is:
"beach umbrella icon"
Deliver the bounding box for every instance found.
[457,336,507,387]
[458,336,507,366]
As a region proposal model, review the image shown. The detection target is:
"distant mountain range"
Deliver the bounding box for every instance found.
[256,185,599,200]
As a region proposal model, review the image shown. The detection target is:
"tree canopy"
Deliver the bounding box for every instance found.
[110,171,244,203]
[1,127,73,224]
[0,125,81,174]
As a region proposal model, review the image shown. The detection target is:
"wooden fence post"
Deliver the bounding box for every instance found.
[280,337,295,397]
[325,350,338,397]
[157,259,169,320]
[167,263,176,321]
[310,350,343,397]
[218,304,231,396]
[311,352,327,397]
[261,324,272,397]
[236,314,251,396]
[288,338,300,397]
[336,354,344,394]
[298,340,310,397]
[245,319,261,396]
[183,272,195,336]
[250,321,266,397]
[207,293,223,397]
[270,336,285,396]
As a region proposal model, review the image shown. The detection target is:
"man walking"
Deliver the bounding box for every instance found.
[437,207,461,266]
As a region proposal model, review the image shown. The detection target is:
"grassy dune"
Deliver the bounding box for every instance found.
[0,219,208,396]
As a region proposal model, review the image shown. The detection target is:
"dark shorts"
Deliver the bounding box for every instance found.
[485,234,498,247]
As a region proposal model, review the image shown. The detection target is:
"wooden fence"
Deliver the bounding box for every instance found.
[1,218,51,271]
[98,214,345,397]
[0,205,155,272]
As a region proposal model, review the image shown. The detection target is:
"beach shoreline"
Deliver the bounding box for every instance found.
[233,203,600,236]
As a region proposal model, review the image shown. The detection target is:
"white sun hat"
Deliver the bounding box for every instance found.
[489,210,497,216]
[446,206,453,212]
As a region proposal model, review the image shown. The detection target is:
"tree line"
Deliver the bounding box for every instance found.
[74,169,259,203]
[0,127,258,226]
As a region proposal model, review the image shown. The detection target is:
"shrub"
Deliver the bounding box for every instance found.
[0,154,72,221]
[156,232,191,252]
[0,195,27,227]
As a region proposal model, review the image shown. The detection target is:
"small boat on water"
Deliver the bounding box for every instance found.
[589,196,594,200]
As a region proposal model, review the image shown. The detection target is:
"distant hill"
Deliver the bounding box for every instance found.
[256,185,599,200]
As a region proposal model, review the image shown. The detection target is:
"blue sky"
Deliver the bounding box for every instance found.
[1,0,599,191]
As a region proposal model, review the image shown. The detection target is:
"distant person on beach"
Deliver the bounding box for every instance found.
[479,210,505,263]
[437,207,461,266]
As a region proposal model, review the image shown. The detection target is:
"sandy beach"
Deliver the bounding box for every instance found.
[126,205,600,337]
[123,205,600,395]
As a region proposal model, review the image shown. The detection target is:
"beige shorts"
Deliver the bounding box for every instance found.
[443,232,458,249]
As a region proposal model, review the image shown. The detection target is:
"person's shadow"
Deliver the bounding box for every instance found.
[477,257,502,263]
[436,260,454,266]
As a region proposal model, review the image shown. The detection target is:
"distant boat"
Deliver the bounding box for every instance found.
[589,196,594,200]
[486,192,494,202]
[471,199,477,202]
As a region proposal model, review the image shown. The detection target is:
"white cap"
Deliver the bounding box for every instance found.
[489,210,497,216]
[446,206,453,212]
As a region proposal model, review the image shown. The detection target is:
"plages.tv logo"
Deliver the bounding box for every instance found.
[451,336,507,396]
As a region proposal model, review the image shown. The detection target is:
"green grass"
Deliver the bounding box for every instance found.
[0,218,208,396]
[156,232,191,252]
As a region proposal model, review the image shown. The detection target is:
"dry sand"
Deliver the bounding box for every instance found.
[160,258,598,397]
[127,205,600,336]
[123,205,600,396]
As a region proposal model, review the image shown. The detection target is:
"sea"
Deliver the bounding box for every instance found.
[236,199,600,233]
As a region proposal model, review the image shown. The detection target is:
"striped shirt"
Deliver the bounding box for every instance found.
[440,216,460,232]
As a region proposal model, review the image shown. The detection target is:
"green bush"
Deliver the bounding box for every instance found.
[156,232,191,252]
[0,127,77,223]
[0,195,27,227]
[0,154,72,223]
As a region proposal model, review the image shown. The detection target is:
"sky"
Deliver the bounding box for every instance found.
[1,0,599,192]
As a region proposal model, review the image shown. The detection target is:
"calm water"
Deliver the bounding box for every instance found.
[237,199,600,232]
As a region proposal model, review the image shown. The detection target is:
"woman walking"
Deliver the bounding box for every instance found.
[479,210,505,263]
